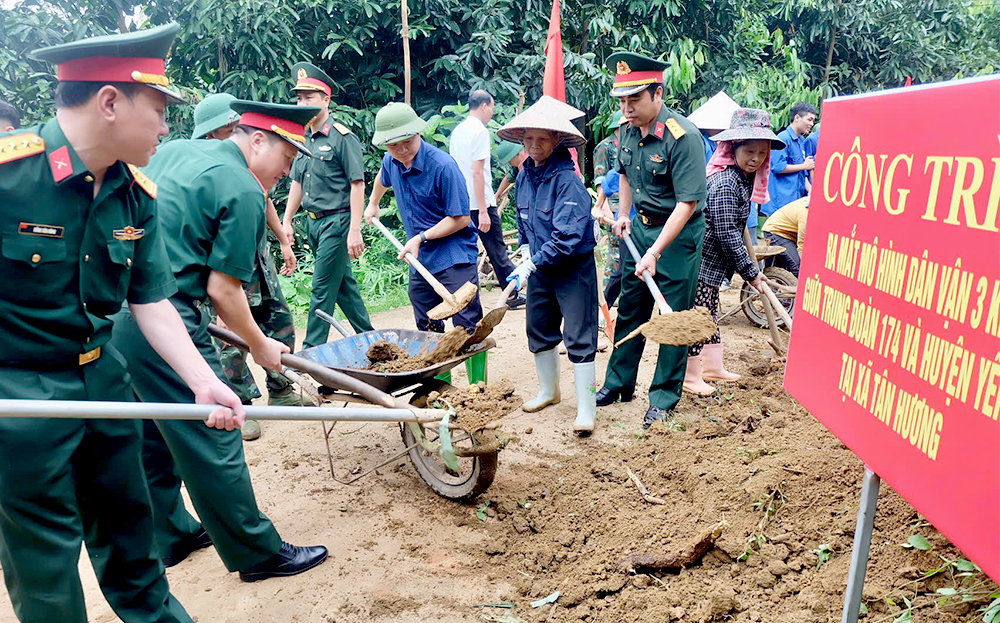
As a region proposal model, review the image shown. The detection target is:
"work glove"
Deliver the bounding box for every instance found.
[507,256,536,290]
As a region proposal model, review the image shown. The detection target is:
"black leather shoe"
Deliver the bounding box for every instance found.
[239,541,329,582]
[506,293,527,310]
[162,528,212,568]
[595,386,634,407]
[643,406,670,429]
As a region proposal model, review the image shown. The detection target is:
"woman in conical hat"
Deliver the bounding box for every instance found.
[497,97,599,435]
[683,108,784,396]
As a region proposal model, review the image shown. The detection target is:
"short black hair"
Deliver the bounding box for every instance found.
[790,102,818,123]
[0,100,19,129]
[643,83,665,99]
[54,81,140,109]
[232,124,283,144]
[468,89,494,110]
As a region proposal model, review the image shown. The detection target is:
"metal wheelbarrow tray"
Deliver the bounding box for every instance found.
[295,328,493,394]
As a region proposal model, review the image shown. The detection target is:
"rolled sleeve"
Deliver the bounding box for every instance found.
[670,134,708,203]
[341,134,365,183]
[127,196,178,304]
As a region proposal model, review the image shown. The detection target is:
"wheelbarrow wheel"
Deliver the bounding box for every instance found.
[400,381,498,501]
[740,267,797,329]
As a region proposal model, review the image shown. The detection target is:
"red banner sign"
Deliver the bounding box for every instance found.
[784,75,1000,581]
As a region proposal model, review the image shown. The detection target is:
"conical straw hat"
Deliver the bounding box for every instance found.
[688,91,741,131]
[497,95,586,148]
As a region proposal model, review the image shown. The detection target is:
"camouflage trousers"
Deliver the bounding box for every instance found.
[212,248,297,404]
[602,229,622,288]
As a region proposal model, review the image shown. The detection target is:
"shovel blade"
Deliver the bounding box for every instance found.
[639,307,717,347]
[427,281,479,320]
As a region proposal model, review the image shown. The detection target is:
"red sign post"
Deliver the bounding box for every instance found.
[784,76,1000,582]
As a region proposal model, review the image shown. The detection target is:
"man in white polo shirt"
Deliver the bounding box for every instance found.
[450,89,524,308]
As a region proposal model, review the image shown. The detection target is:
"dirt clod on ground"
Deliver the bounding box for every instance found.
[621,520,726,571]
[429,379,522,432]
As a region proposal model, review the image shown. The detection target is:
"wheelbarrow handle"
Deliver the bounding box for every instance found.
[315,309,352,338]
[620,230,672,315]
[370,217,458,306]
[207,324,396,408]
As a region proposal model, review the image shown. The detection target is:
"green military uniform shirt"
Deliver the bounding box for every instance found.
[0,120,177,364]
[290,121,365,213]
[615,103,707,222]
[142,138,266,306]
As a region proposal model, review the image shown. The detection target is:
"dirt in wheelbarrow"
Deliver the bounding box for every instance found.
[362,326,471,373]
[30,286,994,623]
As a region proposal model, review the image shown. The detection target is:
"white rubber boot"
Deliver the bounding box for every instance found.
[683,355,717,396]
[522,348,561,413]
[701,343,741,382]
[572,361,597,434]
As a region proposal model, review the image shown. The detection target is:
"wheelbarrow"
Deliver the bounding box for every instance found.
[280,313,500,501]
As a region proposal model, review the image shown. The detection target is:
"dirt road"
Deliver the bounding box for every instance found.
[1,286,993,622]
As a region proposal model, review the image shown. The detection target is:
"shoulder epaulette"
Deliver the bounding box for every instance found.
[0,133,46,165]
[665,118,686,140]
[332,122,352,136]
[127,164,158,199]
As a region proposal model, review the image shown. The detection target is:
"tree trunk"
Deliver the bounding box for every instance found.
[823,25,837,84]
[402,0,412,105]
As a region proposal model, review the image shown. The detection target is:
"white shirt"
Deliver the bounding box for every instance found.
[449,115,495,209]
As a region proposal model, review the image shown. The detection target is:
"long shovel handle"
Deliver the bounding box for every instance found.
[207,324,396,408]
[620,230,672,315]
[762,283,794,329]
[371,217,457,305]
[743,227,783,351]
[315,309,353,338]
[496,279,518,309]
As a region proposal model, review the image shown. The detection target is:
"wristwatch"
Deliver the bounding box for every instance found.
[419,231,428,244]
[647,248,661,260]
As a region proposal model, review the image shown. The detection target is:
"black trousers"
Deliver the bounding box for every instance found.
[604,252,625,306]
[409,262,483,333]
[526,254,598,363]
[471,206,515,285]
[763,232,801,277]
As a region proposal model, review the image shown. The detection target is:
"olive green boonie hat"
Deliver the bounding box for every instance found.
[496,140,523,165]
[31,23,184,104]
[192,93,240,139]
[372,102,427,147]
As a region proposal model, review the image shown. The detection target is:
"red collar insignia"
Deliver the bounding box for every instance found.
[320,123,331,136]
[49,146,73,182]
[654,123,665,139]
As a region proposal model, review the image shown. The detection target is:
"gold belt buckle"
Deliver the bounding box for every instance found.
[640,213,650,225]
[308,211,318,219]
[79,347,101,366]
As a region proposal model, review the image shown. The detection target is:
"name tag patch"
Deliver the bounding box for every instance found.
[19,222,64,238]
[113,226,145,241]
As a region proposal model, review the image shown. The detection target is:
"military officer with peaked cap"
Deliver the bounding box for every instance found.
[594,51,708,429]
[110,101,329,582]
[281,62,374,348]
[0,23,245,623]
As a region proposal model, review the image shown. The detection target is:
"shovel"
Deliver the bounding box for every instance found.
[461,278,518,350]
[597,218,716,348]
[370,217,478,320]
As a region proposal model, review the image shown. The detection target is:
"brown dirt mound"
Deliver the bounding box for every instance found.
[628,306,717,347]
[361,327,472,373]
[453,358,997,623]
[429,379,523,431]
[366,340,408,363]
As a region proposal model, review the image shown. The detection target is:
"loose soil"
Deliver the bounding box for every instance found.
[362,326,471,373]
[430,379,524,432]
[620,306,718,347]
[6,284,994,623]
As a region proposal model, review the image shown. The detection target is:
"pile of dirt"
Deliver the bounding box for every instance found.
[428,379,523,432]
[454,359,996,623]
[361,327,471,373]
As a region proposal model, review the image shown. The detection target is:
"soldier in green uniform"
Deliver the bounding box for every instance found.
[594,52,708,428]
[193,93,309,444]
[281,62,374,348]
[0,24,245,623]
[110,101,329,581]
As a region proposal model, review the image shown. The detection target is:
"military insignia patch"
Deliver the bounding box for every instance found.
[49,146,73,182]
[665,118,686,139]
[0,133,45,166]
[616,60,632,75]
[321,123,331,135]
[648,154,664,163]
[297,68,307,80]
[654,122,665,139]
[19,222,64,238]
[332,122,351,135]
[113,226,145,241]
[318,145,332,152]
[127,164,158,198]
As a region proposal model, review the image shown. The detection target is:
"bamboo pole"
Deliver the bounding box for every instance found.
[402,0,411,105]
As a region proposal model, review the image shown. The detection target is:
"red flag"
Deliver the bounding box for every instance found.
[542,0,565,101]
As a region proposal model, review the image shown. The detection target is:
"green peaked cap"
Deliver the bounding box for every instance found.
[606,51,668,98]
[192,93,240,139]
[31,23,184,104]
[291,62,336,95]
[230,100,322,156]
